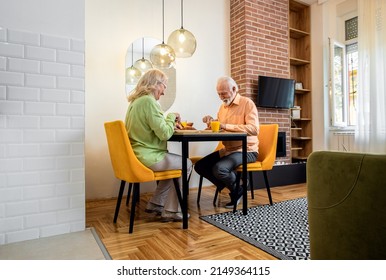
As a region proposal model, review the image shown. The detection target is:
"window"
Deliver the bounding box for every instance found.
[329,17,358,127]
[346,43,358,126]
[330,39,346,127]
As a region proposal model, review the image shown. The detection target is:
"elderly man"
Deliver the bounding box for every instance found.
[195,76,260,208]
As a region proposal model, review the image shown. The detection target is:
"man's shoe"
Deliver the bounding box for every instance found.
[224,187,243,209]
[145,202,163,215]
[161,210,190,222]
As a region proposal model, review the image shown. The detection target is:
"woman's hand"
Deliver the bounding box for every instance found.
[175,122,183,130]
[173,113,181,123]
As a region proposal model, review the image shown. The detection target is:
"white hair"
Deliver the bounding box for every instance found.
[217,76,239,92]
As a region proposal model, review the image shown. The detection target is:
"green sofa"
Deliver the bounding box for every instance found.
[307,151,386,260]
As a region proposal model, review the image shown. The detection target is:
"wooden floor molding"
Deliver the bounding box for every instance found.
[86,183,307,260]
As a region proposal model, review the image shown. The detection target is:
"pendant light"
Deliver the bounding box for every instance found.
[150,0,176,69]
[134,37,153,74]
[125,43,141,85]
[167,0,196,58]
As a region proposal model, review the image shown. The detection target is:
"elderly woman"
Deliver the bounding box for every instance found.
[125,69,192,222]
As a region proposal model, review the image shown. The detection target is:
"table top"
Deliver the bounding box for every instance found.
[173,129,221,134]
[169,130,247,141]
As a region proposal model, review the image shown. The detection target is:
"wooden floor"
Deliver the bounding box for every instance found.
[86,183,307,260]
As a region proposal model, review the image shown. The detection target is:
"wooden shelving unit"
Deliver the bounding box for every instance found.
[289,0,312,162]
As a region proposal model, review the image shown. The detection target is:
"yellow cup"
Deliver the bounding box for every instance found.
[180,121,187,128]
[210,120,221,132]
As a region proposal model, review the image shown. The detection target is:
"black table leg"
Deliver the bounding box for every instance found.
[182,140,189,229]
[242,138,247,215]
[233,137,248,215]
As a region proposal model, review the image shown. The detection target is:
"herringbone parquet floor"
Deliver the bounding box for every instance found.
[86,183,307,260]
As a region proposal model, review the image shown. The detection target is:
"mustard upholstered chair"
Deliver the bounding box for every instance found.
[233,123,279,205]
[104,120,182,233]
[209,123,279,206]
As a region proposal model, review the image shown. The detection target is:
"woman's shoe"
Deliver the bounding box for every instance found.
[161,210,190,222]
[145,202,163,215]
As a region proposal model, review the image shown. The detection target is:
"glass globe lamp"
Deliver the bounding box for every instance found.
[167,28,197,58]
[134,58,153,74]
[150,43,176,69]
[125,66,141,85]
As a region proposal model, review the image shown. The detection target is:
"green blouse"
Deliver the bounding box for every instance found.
[125,94,176,167]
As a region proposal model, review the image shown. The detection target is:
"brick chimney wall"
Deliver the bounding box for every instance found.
[230,0,291,162]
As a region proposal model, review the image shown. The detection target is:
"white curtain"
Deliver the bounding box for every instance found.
[355,0,386,153]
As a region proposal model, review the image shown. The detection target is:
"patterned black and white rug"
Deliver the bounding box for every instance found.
[200,197,310,260]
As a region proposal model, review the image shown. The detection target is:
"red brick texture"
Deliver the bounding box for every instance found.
[230,0,291,162]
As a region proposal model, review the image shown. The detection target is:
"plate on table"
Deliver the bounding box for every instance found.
[174,129,224,134]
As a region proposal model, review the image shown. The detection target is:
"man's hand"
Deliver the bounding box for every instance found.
[202,115,213,127]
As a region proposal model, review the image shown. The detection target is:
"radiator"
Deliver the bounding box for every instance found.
[332,131,355,151]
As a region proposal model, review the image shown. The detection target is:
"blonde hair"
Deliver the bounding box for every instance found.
[127,69,168,103]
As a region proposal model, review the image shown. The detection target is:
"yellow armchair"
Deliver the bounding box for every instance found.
[196,124,279,207]
[234,123,279,205]
[104,120,182,233]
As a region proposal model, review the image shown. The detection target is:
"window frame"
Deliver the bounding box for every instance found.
[329,38,348,127]
[328,16,358,129]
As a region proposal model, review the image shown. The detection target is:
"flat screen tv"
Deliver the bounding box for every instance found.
[257,75,295,109]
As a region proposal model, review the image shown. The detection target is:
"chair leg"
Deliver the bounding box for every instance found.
[114,180,126,223]
[129,183,140,234]
[196,175,204,205]
[236,171,254,199]
[263,171,273,205]
[213,189,219,206]
[187,168,193,196]
[249,171,254,199]
[173,178,183,207]
[126,183,133,206]
[187,170,192,182]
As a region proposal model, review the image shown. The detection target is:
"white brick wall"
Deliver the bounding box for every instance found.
[0,27,85,244]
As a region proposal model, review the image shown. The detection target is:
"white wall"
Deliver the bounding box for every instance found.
[0,0,85,244]
[310,1,328,152]
[85,0,230,199]
[0,0,84,39]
